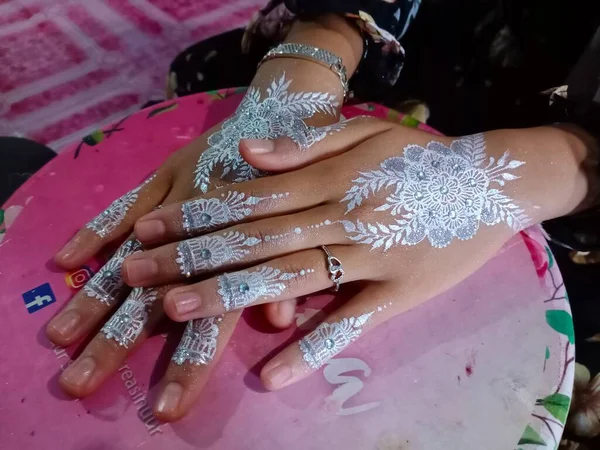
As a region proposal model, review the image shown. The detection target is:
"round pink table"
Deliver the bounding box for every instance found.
[0,90,574,450]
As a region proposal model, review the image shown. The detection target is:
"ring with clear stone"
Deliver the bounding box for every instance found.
[321,245,344,292]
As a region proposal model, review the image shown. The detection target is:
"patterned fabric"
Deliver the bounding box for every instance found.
[0,0,265,152]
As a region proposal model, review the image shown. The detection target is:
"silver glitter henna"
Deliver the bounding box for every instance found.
[176,231,261,278]
[83,239,142,305]
[181,191,288,235]
[217,266,313,311]
[86,174,156,238]
[341,134,529,249]
[101,287,158,348]
[194,73,344,193]
[299,312,374,369]
[171,316,223,366]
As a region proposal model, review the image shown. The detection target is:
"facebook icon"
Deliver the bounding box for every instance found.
[22,283,56,314]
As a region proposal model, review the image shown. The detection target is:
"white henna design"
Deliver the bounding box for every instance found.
[172,316,223,365]
[176,231,261,277]
[341,134,529,249]
[217,266,313,311]
[101,287,158,348]
[182,191,288,234]
[300,312,374,369]
[87,174,156,238]
[194,73,344,193]
[83,239,142,305]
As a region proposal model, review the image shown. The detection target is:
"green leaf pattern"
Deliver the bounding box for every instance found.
[516,230,573,449]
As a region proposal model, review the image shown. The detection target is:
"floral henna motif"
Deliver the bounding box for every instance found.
[172,316,223,366]
[83,239,142,305]
[87,174,156,238]
[341,134,529,249]
[299,312,374,369]
[176,231,261,278]
[101,287,158,348]
[182,191,288,235]
[217,266,313,311]
[194,74,343,193]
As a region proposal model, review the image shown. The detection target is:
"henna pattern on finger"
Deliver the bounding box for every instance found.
[176,231,261,278]
[87,174,156,238]
[300,312,374,369]
[194,74,344,193]
[171,316,223,366]
[101,287,158,348]
[182,191,289,235]
[84,239,142,305]
[217,266,314,311]
[341,135,529,249]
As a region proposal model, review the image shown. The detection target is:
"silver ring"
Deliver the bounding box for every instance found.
[321,245,344,292]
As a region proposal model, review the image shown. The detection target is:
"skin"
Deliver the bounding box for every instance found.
[46,15,363,422]
[45,13,599,421]
[123,120,597,391]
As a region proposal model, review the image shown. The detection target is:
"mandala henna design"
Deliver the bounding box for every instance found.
[341,135,529,249]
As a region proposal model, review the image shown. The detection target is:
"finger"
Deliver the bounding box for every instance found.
[239,116,394,173]
[265,299,297,329]
[59,286,171,397]
[153,311,241,421]
[122,204,347,286]
[162,245,365,322]
[47,176,195,346]
[55,169,171,269]
[260,283,397,391]
[46,238,142,346]
[134,168,322,245]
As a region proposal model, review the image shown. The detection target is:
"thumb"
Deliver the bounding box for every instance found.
[238,116,393,173]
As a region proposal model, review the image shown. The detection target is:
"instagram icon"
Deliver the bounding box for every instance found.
[65,266,94,290]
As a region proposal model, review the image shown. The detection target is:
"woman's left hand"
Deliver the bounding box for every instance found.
[121,118,593,391]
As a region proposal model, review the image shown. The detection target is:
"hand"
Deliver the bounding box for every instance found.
[46,15,363,421]
[123,118,593,392]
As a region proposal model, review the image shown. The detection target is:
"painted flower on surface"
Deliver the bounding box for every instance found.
[521,231,549,277]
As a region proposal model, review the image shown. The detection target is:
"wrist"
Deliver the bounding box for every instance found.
[484,126,598,224]
[284,14,363,76]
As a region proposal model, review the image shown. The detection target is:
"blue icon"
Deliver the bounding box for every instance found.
[22,282,56,314]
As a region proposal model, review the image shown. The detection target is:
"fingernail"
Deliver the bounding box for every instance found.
[125,258,158,284]
[61,356,96,387]
[155,382,183,414]
[171,291,202,315]
[135,220,166,241]
[243,139,274,154]
[57,239,79,260]
[276,300,296,325]
[49,310,81,337]
[263,363,293,389]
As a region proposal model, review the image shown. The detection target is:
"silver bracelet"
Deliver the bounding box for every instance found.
[259,43,349,100]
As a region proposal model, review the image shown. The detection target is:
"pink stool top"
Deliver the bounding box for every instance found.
[0,90,574,450]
